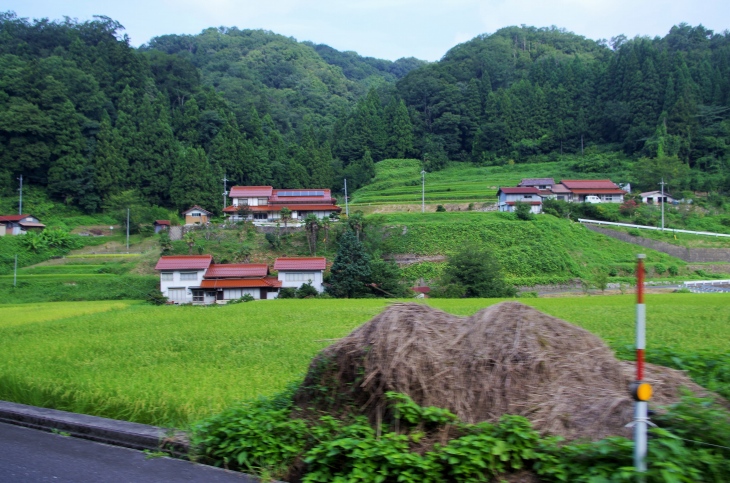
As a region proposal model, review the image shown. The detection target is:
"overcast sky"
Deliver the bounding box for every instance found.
[5,1,730,61]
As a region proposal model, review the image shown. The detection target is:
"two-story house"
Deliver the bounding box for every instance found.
[197,263,282,303]
[497,187,543,214]
[223,186,341,223]
[155,255,213,303]
[274,257,327,293]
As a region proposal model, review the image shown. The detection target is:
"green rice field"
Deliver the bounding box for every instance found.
[0,295,727,427]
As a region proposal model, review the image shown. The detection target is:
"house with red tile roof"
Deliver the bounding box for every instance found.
[223,186,341,224]
[154,256,284,304]
[155,255,213,303]
[274,257,327,293]
[497,187,543,214]
[0,214,45,236]
[558,180,626,203]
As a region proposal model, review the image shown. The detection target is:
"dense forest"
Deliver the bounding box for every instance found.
[1,11,729,215]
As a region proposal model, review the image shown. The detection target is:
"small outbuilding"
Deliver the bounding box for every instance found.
[154,220,170,233]
[0,214,45,236]
[640,191,676,205]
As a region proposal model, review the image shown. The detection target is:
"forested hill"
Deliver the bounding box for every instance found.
[395,25,730,189]
[1,12,729,217]
[141,28,425,136]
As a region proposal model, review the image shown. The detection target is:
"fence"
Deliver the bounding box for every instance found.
[578,219,730,238]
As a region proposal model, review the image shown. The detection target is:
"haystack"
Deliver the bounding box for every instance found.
[296,302,707,441]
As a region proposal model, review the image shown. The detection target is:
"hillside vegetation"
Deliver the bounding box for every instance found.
[1,13,728,218]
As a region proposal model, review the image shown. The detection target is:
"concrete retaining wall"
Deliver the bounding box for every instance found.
[584,225,730,263]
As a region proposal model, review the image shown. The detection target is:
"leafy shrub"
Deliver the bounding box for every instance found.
[514,201,534,221]
[668,265,679,276]
[296,282,319,298]
[146,290,168,305]
[278,287,296,299]
[518,291,538,298]
[436,205,446,212]
[654,263,666,275]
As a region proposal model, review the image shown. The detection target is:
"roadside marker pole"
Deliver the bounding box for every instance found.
[633,254,650,478]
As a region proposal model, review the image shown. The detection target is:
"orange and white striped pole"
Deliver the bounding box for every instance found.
[631,254,652,477]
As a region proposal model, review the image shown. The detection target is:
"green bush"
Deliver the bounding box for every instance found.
[278,287,296,299]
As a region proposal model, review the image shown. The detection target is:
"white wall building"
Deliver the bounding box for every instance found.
[155,255,213,303]
[274,257,327,293]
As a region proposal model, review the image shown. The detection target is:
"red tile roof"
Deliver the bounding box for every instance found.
[270,189,333,203]
[0,214,31,222]
[200,277,282,288]
[561,180,621,189]
[274,257,327,271]
[570,189,626,195]
[154,220,170,226]
[550,183,571,194]
[498,187,541,195]
[223,205,341,213]
[17,222,45,228]
[155,255,213,270]
[204,264,269,278]
[229,186,273,198]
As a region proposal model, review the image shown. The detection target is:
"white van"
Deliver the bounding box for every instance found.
[585,195,602,204]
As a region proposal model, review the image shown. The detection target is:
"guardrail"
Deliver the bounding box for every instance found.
[682,280,730,286]
[578,219,730,238]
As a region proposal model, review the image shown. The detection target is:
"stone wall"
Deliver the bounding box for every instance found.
[584,225,730,263]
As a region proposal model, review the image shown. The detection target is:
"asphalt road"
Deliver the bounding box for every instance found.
[0,422,255,483]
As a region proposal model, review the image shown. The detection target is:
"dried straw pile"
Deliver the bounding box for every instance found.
[296,302,707,441]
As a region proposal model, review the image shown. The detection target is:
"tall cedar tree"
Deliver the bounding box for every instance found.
[327,229,371,298]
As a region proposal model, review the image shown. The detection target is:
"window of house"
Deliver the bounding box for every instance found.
[285,272,316,282]
[258,198,268,205]
[254,213,268,220]
[192,290,204,303]
[524,195,532,199]
[240,199,249,205]
[190,212,201,217]
[180,272,197,281]
[168,288,186,301]
[161,272,173,281]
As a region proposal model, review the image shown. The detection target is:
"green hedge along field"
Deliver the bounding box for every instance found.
[0,295,727,427]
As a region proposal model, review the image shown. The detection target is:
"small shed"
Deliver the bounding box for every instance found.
[154,220,170,233]
[640,191,676,205]
[0,214,45,236]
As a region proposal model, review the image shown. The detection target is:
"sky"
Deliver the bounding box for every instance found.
[5,0,730,61]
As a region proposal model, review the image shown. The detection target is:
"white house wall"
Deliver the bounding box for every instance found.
[277,270,324,292]
[159,269,205,303]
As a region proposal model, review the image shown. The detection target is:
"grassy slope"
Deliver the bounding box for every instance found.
[350,158,622,207]
[0,295,727,426]
[374,211,687,284]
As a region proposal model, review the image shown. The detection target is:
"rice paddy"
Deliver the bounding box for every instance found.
[0,295,727,427]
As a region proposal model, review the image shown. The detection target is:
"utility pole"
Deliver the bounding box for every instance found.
[18,174,23,214]
[222,174,229,213]
[344,179,349,217]
[421,170,426,213]
[126,208,130,253]
[659,178,666,231]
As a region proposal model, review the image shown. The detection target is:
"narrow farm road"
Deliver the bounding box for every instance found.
[0,423,253,483]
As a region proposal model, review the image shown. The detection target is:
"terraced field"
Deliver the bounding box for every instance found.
[350,159,576,207]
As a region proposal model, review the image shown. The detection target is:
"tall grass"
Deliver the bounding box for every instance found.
[0,295,727,427]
